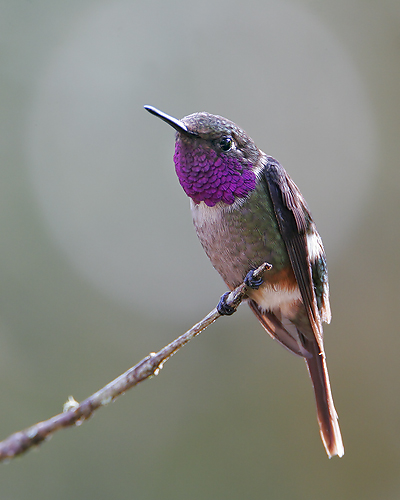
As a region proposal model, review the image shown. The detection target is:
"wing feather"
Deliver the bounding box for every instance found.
[263,158,322,339]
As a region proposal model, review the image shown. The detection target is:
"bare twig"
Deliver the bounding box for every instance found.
[0,262,271,462]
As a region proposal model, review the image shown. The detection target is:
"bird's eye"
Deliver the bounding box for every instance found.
[219,136,233,152]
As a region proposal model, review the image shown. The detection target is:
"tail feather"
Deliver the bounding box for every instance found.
[248,300,310,358]
[301,334,344,458]
[248,300,344,457]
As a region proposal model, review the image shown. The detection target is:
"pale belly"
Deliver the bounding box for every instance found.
[190,197,294,302]
[248,282,302,315]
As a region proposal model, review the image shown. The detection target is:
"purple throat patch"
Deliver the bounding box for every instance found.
[174,142,256,207]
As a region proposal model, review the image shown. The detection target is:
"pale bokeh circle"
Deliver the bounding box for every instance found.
[26,0,376,316]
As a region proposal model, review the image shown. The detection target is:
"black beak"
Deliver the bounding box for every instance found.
[144,105,197,136]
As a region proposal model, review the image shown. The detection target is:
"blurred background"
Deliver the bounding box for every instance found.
[1,0,400,498]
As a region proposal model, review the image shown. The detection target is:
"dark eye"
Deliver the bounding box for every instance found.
[219,136,233,152]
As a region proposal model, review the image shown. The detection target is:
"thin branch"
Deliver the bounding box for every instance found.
[0,262,270,462]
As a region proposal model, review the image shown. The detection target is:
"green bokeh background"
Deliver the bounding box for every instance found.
[1,1,400,498]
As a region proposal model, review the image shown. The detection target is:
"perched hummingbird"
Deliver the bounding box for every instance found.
[144,105,344,458]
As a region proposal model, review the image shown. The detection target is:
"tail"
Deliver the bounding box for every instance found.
[247,300,343,457]
[301,335,344,458]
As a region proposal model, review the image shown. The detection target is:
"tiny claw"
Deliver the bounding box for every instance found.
[244,269,264,290]
[217,292,236,316]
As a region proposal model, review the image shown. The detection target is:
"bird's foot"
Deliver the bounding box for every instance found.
[244,269,264,290]
[217,292,236,316]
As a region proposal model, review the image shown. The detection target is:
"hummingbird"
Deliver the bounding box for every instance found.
[144,105,344,458]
